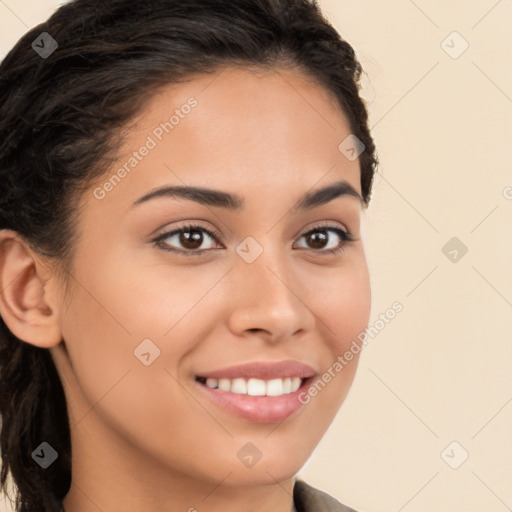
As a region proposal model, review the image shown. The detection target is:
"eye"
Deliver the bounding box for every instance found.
[152,224,223,255]
[293,223,356,255]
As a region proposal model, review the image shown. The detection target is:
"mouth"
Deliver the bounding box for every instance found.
[193,360,316,423]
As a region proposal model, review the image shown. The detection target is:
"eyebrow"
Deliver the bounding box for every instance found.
[131,179,362,211]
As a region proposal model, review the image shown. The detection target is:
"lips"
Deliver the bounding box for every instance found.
[196,377,314,423]
[193,360,317,423]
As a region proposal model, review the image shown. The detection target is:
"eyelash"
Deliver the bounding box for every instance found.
[152,222,356,257]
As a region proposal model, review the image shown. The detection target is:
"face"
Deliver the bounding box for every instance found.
[51,65,371,489]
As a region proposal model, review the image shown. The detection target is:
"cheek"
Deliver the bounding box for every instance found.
[102,248,225,338]
[313,256,371,352]
[299,263,370,427]
[59,275,206,456]
[58,252,227,425]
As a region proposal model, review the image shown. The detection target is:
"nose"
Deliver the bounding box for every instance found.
[226,248,316,343]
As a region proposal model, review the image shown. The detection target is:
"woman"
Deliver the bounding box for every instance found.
[0,0,378,511]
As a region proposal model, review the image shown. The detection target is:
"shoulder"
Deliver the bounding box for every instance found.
[293,478,360,512]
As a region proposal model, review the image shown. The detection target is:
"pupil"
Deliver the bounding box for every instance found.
[181,229,203,249]
[308,231,327,249]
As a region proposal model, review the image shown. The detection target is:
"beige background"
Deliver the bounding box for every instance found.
[1,1,511,511]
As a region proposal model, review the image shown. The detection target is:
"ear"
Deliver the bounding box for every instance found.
[0,229,62,348]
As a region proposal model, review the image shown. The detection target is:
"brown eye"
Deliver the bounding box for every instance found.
[294,225,355,254]
[153,224,222,255]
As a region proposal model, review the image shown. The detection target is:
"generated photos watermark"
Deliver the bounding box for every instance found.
[298,301,403,404]
[93,97,198,200]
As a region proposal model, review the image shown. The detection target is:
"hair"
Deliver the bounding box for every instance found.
[0,0,379,510]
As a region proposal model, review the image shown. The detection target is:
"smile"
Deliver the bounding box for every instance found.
[196,376,303,397]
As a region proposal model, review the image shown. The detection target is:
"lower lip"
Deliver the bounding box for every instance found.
[195,377,314,424]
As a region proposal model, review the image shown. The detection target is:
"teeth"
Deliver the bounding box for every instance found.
[266,378,283,396]
[231,378,247,394]
[206,377,218,389]
[247,378,266,396]
[203,376,304,397]
[291,377,302,392]
[218,378,231,392]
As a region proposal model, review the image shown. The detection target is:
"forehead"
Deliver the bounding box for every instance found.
[85,65,361,213]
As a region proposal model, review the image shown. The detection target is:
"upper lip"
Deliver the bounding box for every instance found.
[195,360,317,380]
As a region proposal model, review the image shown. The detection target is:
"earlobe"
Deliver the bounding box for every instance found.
[0,229,62,348]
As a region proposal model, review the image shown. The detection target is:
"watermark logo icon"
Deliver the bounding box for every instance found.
[441,31,469,59]
[134,338,161,366]
[441,441,469,469]
[32,442,58,469]
[442,237,468,263]
[237,442,262,468]
[31,32,58,59]
[236,236,263,263]
[338,134,365,161]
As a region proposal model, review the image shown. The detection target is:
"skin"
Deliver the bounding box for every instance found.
[0,65,371,512]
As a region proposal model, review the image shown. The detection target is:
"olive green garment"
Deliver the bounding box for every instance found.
[293,479,359,512]
[49,479,358,512]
